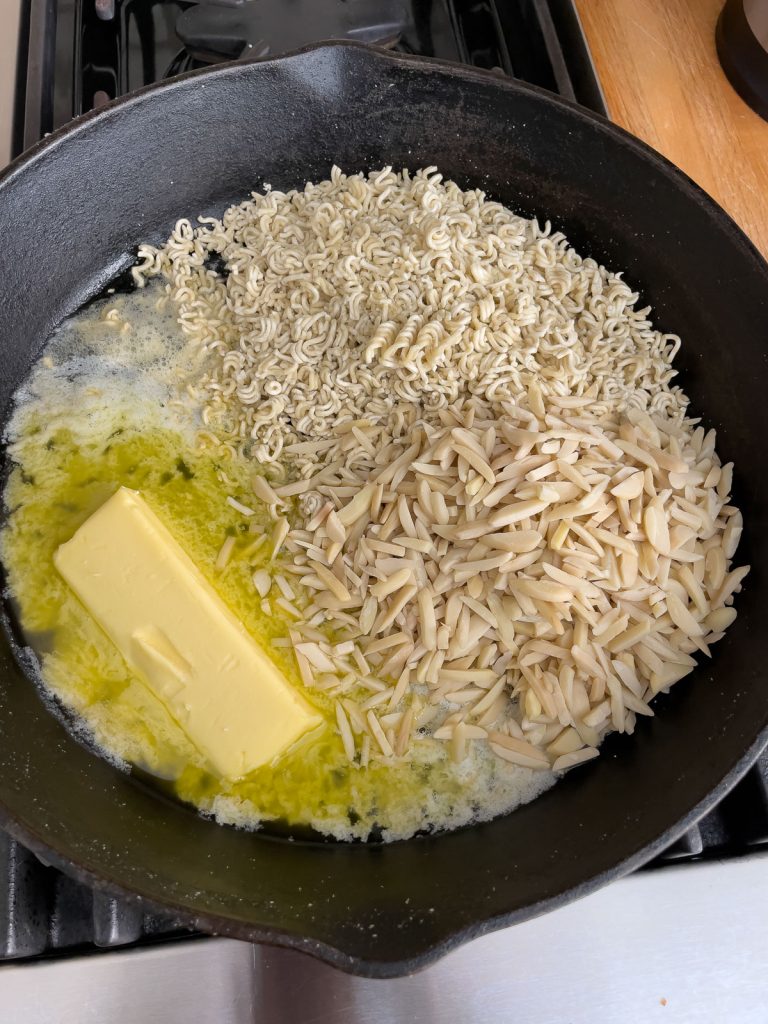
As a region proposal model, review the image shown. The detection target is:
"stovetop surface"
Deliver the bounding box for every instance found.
[4,0,767,969]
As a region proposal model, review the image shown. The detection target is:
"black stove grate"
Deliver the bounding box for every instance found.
[14,0,607,156]
[0,833,196,960]
[656,752,768,864]
[5,0,765,967]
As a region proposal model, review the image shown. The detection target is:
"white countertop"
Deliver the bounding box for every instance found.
[1,855,766,1024]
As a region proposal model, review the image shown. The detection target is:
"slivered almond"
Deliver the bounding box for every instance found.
[489,499,550,528]
[294,643,336,673]
[252,569,272,597]
[452,519,495,541]
[395,707,415,757]
[252,475,284,506]
[665,590,703,636]
[417,588,437,650]
[705,606,737,632]
[336,702,356,761]
[643,498,671,555]
[215,535,236,571]
[615,439,659,471]
[452,443,495,484]
[488,731,551,768]
[439,668,499,686]
[325,509,346,544]
[373,584,418,634]
[227,496,256,517]
[547,727,584,758]
[454,552,511,575]
[572,642,605,677]
[367,710,394,757]
[607,619,653,654]
[541,563,597,596]
[649,663,694,694]
[588,526,636,555]
[370,567,414,599]
[619,550,638,588]
[712,565,750,609]
[513,579,572,603]
[338,484,376,527]
[309,561,351,603]
[610,471,644,500]
[270,517,290,558]
[479,530,542,553]
[552,747,599,772]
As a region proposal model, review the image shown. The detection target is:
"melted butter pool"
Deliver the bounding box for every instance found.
[1,286,555,842]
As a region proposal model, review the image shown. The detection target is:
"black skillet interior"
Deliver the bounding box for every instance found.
[0,43,766,977]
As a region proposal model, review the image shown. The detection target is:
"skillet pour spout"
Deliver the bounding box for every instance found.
[0,42,766,976]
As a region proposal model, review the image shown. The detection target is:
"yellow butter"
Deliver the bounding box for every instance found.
[54,486,322,779]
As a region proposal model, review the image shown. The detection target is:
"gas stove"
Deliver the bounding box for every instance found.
[1,3,767,1020]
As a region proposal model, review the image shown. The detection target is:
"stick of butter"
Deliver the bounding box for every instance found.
[54,486,322,780]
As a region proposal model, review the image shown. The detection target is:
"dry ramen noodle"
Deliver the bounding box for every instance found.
[1,167,748,840]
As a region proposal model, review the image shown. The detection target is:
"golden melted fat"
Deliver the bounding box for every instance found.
[1,285,555,841]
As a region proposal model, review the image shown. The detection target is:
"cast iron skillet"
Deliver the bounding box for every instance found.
[0,42,766,978]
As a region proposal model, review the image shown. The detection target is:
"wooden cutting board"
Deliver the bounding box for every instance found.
[575,0,768,259]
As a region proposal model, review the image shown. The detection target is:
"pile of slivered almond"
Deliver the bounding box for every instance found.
[228,385,747,774]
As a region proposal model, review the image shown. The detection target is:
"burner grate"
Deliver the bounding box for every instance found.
[654,752,768,865]
[15,0,606,154]
[0,834,196,960]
